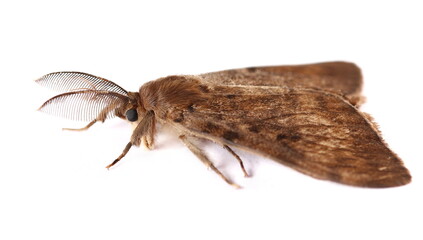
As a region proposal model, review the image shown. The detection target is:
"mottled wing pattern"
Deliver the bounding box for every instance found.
[170,85,410,187]
[199,61,363,105]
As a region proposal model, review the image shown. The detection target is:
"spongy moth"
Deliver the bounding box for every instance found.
[36,62,411,188]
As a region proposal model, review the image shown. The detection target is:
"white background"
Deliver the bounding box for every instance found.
[1,1,422,239]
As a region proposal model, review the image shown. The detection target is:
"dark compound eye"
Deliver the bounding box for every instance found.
[126,109,138,122]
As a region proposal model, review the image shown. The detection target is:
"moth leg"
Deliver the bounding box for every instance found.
[142,135,155,150]
[107,111,154,168]
[62,120,97,131]
[63,104,113,132]
[222,145,249,177]
[179,135,241,188]
[106,142,133,169]
[142,117,156,150]
[142,136,151,149]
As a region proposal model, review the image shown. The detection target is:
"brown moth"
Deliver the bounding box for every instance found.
[36,61,411,188]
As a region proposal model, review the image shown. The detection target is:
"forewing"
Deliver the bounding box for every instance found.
[170,85,410,188]
[38,90,127,121]
[35,72,128,95]
[199,61,363,105]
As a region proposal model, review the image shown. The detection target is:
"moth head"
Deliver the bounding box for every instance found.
[115,91,147,125]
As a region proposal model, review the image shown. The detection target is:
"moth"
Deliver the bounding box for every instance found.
[36,61,411,188]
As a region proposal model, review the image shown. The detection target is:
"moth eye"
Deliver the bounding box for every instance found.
[126,109,138,122]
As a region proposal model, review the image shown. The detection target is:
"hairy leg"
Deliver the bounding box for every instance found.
[179,135,241,188]
[63,120,97,131]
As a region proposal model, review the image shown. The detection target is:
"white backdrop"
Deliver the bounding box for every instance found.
[1,1,422,239]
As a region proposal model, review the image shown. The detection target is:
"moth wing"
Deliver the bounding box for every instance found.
[38,90,127,121]
[199,61,363,105]
[171,86,410,187]
[35,72,128,95]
